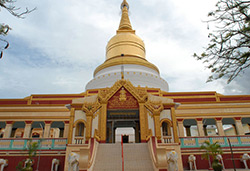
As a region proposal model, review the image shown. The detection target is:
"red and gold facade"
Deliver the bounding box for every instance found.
[1,82,250,170]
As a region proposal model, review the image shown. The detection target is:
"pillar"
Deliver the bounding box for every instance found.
[234,117,245,135]
[177,119,185,137]
[154,114,161,141]
[3,121,13,138]
[85,115,92,141]
[185,126,191,136]
[63,121,70,138]
[99,103,107,143]
[196,118,204,136]
[44,121,52,138]
[171,107,179,143]
[215,118,225,136]
[232,124,238,135]
[68,108,75,144]
[139,103,147,142]
[135,122,140,143]
[23,121,33,138]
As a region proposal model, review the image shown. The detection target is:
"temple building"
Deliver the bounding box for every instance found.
[1,0,250,170]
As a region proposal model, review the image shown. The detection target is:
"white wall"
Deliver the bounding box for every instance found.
[115,127,135,143]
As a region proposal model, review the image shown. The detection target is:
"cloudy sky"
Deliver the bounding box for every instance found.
[1,0,250,98]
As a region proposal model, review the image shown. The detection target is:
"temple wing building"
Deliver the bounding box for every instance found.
[1,0,250,170]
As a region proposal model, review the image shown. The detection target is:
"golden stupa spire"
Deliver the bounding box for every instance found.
[118,0,133,31]
[121,0,129,10]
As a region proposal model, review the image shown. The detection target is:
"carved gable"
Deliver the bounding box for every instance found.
[107,87,139,109]
[98,79,147,104]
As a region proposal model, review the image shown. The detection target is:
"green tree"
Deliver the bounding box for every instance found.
[0,0,35,58]
[200,141,223,171]
[194,0,250,83]
[16,140,39,171]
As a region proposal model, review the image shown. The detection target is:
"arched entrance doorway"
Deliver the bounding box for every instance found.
[106,110,140,143]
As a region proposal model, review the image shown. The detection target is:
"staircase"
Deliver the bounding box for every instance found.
[123,143,154,171]
[93,143,122,171]
[93,143,154,171]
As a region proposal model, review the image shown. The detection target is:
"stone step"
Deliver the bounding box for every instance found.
[93,143,154,171]
[93,143,122,171]
[123,143,154,171]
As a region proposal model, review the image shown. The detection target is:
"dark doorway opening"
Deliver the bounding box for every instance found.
[122,135,129,143]
[106,110,140,143]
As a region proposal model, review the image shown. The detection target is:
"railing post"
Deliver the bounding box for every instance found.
[52,139,55,149]
[121,134,124,171]
[9,139,14,149]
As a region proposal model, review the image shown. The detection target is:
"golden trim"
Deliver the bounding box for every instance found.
[92,109,100,119]
[0,104,71,107]
[139,103,147,141]
[73,119,87,127]
[98,79,148,104]
[153,115,161,140]
[94,129,100,142]
[68,108,75,144]
[165,95,216,99]
[177,104,250,110]
[30,93,86,97]
[215,93,221,102]
[0,109,69,112]
[100,103,107,142]
[30,98,77,101]
[94,57,159,75]
[162,91,217,95]
[160,118,173,127]
[171,101,250,105]
[85,116,92,141]
[82,100,101,117]
[107,41,145,54]
[171,107,179,143]
[176,112,250,117]
[145,101,164,114]
[0,116,70,120]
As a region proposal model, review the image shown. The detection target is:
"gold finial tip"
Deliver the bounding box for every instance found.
[121,0,129,10]
[118,0,132,31]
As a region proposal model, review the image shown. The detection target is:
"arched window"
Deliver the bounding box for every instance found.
[162,122,170,136]
[76,122,85,136]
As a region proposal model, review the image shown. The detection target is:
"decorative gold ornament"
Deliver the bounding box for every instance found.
[119,87,127,101]
[82,100,101,116]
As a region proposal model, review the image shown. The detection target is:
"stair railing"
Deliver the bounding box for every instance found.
[121,134,124,171]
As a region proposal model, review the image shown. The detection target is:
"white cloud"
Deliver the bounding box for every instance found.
[0,0,249,98]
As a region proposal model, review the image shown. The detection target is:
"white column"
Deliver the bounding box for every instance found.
[177,119,185,137]
[196,118,204,136]
[63,121,70,138]
[215,118,225,136]
[3,121,13,138]
[23,121,33,138]
[44,121,52,138]
[234,117,244,135]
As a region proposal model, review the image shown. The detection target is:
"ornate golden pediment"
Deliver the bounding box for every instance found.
[107,89,138,109]
[145,100,164,115]
[82,99,101,116]
[97,79,147,104]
